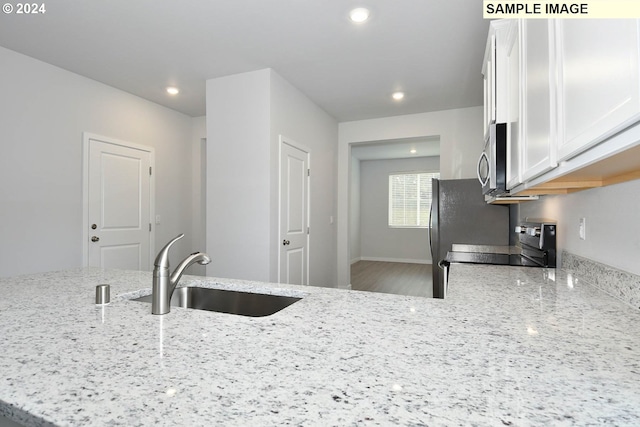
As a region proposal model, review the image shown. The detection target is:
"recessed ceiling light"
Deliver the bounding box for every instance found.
[349,8,370,23]
[392,92,405,101]
[410,149,417,154]
[166,87,179,95]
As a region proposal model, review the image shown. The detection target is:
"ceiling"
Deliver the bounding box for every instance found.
[0,0,490,121]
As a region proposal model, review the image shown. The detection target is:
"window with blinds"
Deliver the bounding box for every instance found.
[388,172,439,228]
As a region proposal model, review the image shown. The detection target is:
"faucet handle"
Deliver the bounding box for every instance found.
[154,233,185,268]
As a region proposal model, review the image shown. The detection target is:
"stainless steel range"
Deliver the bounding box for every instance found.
[445,219,557,268]
[439,219,557,297]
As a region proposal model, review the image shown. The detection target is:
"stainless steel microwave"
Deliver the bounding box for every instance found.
[477,122,507,195]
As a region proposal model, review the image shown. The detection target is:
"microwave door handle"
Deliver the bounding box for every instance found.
[477,152,489,186]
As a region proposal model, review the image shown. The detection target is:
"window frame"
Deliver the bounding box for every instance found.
[387,170,440,229]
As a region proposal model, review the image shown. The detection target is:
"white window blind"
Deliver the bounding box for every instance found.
[388,172,439,228]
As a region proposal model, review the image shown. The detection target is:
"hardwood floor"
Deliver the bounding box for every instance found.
[350,261,433,298]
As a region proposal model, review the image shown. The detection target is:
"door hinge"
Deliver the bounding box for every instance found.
[149,166,152,176]
[307,169,310,177]
[149,223,152,232]
[307,227,310,234]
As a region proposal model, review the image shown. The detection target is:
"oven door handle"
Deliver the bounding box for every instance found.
[428,201,433,257]
[438,260,450,298]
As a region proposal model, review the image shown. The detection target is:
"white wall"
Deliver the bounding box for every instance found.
[359,157,439,264]
[337,106,483,287]
[206,70,272,281]
[518,179,640,276]
[190,116,207,276]
[206,69,338,286]
[0,46,198,278]
[269,71,338,287]
[350,157,361,263]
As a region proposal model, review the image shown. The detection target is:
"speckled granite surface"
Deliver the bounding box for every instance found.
[1,266,640,426]
[562,250,640,309]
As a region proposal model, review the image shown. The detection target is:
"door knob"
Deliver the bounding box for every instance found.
[283,240,290,246]
[91,236,100,242]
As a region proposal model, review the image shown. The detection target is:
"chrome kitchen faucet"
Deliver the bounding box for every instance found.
[152,234,211,315]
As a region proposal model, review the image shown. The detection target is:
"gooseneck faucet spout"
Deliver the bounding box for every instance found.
[152,234,211,315]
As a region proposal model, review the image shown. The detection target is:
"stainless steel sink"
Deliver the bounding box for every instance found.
[132,286,301,317]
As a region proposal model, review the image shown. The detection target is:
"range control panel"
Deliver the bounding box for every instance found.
[515,220,557,267]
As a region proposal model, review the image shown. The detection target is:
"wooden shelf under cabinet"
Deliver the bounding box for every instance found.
[513,143,640,197]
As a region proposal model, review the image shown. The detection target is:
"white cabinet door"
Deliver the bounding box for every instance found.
[556,19,640,162]
[483,33,497,138]
[521,19,557,181]
[483,20,513,138]
[505,20,522,190]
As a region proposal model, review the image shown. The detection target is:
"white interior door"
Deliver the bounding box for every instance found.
[279,139,309,285]
[85,136,153,270]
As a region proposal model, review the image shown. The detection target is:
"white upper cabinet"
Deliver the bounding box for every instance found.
[505,20,522,190]
[521,19,557,182]
[484,19,640,200]
[483,20,521,188]
[483,33,497,138]
[555,19,640,162]
[483,21,511,138]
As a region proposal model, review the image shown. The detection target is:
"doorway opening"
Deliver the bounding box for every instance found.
[349,136,440,297]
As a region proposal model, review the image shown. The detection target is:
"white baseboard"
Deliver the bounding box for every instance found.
[350,257,362,265]
[359,256,432,265]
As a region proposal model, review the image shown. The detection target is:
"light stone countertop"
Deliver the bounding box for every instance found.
[1,265,640,426]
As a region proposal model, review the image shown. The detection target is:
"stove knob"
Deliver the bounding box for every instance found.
[526,227,541,237]
[515,226,526,233]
